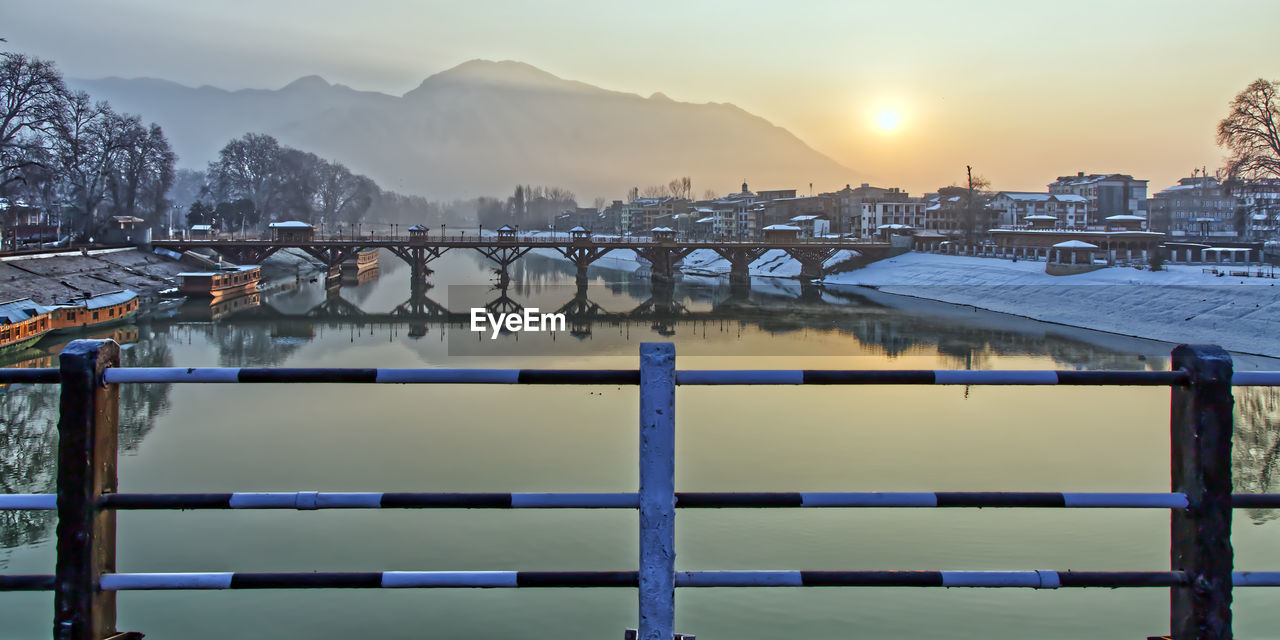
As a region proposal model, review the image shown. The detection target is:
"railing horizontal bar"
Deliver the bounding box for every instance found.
[0,574,55,591]
[0,494,57,510]
[26,492,1280,511]
[0,368,59,384]
[83,367,1280,386]
[8,571,1279,592]
[1231,372,1280,386]
[677,370,1191,386]
[101,368,639,384]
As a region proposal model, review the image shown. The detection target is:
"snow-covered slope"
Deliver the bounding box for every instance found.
[826,253,1280,357]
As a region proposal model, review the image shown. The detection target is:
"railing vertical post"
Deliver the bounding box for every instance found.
[1170,344,1234,640]
[55,340,121,640]
[639,342,676,640]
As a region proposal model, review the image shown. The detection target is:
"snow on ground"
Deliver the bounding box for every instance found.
[824,252,1280,357]
[535,244,1280,357]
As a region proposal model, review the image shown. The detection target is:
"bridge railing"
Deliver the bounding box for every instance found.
[2,340,1280,639]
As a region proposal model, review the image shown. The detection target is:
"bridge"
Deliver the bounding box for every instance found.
[151,233,898,288]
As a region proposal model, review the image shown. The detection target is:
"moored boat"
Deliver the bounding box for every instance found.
[0,299,53,355]
[46,290,140,332]
[177,265,261,298]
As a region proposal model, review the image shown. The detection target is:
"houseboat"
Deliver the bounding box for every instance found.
[47,290,140,332]
[0,299,53,355]
[340,248,379,277]
[177,265,261,298]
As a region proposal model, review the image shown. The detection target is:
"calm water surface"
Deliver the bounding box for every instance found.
[2,250,1278,639]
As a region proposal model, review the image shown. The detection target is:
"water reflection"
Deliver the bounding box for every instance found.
[3,250,1280,564]
[0,325,173,558]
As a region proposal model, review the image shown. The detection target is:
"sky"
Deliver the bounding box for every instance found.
[5,0,1279,195]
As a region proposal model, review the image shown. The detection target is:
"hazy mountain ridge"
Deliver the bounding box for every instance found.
[71,60,855,199]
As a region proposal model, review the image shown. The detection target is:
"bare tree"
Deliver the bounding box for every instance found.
[0,52,66,188]
[666,176,692,200]
[207,133,284,218]
[1217,78,1280,179]
[592,196,606,211]
[641,184,670,198]
[703,189,718,200]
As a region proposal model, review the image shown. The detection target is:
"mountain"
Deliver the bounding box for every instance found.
[70,60,856,200]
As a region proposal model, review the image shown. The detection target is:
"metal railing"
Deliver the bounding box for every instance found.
[1,340,1279,639]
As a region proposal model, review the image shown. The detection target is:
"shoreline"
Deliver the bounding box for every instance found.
[538,247,1280,360]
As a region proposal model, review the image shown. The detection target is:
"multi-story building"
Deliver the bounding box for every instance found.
[988,192,1091,228]
[822,184,914,236]
[1048,172,1148,219]
[1148,176,1238,239]
[1230,178,1280,241]
[859,198,927,237]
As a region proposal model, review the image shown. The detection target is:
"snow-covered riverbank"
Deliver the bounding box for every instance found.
[539,245,1280,358]
[823,253,1280,358]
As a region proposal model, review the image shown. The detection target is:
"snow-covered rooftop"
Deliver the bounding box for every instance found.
[1105,215,1146,221]
[269,221,313,228]
[1052,240,1099,249]
[763,224,800,231]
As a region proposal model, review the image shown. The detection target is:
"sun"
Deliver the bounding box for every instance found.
[877,110,900,131]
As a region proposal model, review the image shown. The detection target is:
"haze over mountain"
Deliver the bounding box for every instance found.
[71,60,856,200]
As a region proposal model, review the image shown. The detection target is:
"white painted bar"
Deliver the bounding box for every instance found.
[1063,493,1188,508]
[511,493,638,508]
[0,494,56,510]
[800,492,938,507]
[315,492,383,509]
[101,573,234,590]
[940,571,1048,588]
[677,571,803,587]
[933,370,1060,385]
[1233,571,1280,586]
[105,367,241,383]
[374,369,520,384]
[228,493,300,509]
[1232,372,1280,387]
[638,343,676,640]
[675,370,804,385]
[381,571,519,588]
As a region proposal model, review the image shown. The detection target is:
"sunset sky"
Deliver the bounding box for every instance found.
[6,0,1280,195]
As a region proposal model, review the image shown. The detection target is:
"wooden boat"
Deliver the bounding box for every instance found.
[177,265,261,298]
[47,290,140,332]
[0,299,53,355]
[340,248,379,276]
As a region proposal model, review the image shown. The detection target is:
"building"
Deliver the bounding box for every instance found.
[788,214,831,237]
[1148,176,1238,240]
[859,197,927,238]
[1048,172,1148,219]
[821,184,914,236]
[988,192,1091,228]
[1230,178,1280,241]
[268,220,315,243]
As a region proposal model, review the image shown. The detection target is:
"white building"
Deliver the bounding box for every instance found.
[859,199,927,237]
[989,192,1091,228]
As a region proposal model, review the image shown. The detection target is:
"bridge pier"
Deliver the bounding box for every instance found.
[555,246,613,287]
[634,246,695,286]
[712,247,767,288]
[476,246,532,287]
[785,248,838,282]
[387,246,448,291]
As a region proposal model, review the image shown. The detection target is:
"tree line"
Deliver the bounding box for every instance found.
[0,51,175,236]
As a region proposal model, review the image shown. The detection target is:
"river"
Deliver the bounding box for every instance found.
[2,249,1278,639]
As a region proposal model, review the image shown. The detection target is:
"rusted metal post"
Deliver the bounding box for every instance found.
[55,339,121,640]
[1169,344,1234,639]
[639,343,675,640]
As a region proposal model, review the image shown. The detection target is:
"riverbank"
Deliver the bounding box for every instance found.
[0,247,319,305]
[540,246,1280,358]
[824,252,1280,358]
